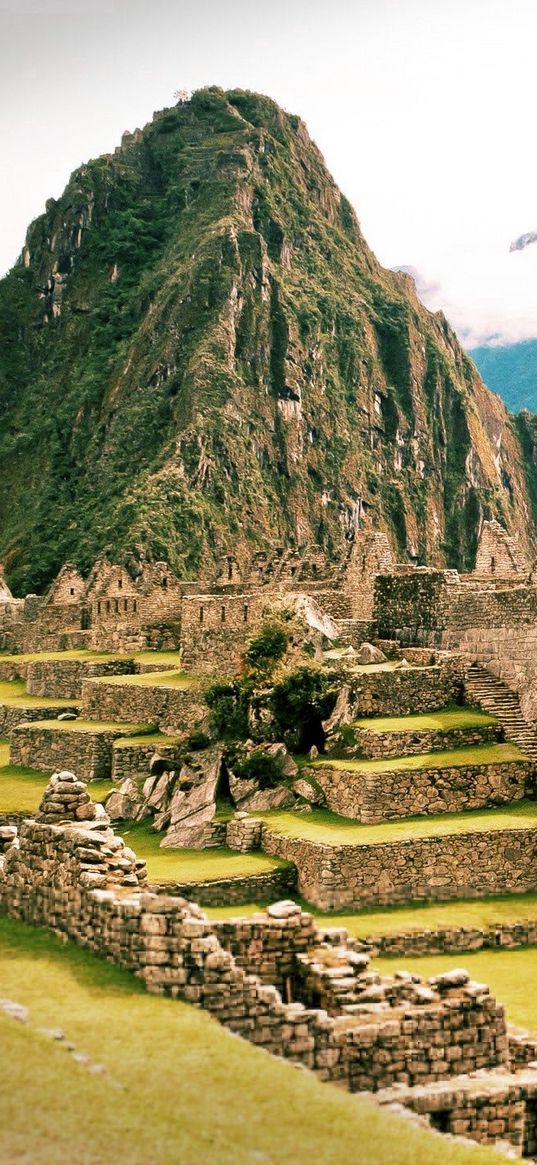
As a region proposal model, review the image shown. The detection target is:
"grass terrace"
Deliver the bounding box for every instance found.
[18,718,155,735]
[0,916,499,1165]
[312,741,525,775]
[117,820,287,884]
[113,732,181,748]
[259,800,537,846]
[0,649,181,666]
[0,678,78,710]
[353,706,497,733]
[89,669,200,689]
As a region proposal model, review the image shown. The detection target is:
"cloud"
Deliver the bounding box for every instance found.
[394,248,537,349]
[509,229,537,253]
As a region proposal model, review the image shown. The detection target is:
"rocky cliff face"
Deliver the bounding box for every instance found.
[0,87,534,592]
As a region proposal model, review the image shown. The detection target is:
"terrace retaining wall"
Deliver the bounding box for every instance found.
[347,723,498,760]
[9,724,135,782]
[80,678,205,733]
[311,758,533,823]
[261,824,537,910]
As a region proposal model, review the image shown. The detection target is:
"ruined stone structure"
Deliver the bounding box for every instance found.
[0,531,392,668]
[3,776,537,1156]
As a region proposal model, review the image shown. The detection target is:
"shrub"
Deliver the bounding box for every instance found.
[244,620,289,678]
[233,749,281,789]
[269,666,338,752]
[204,681,249,740]
[186,730,211,751]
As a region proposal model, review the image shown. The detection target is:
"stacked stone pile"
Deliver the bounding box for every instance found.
[37,770,106,825]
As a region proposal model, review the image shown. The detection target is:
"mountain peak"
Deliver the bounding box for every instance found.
[0,90,535,593]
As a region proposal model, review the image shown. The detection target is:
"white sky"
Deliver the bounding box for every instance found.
[2,0,537,345]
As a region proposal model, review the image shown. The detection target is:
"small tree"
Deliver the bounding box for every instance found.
[204,681,249,740]
[269,666,338,753]
[243,619,289,680]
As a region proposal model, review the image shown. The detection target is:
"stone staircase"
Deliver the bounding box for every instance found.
[465,664,537,761]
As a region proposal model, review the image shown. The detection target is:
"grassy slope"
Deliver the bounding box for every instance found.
[374,946,537,1033]
[119,820,285,883]
[313,741,525,774]
[0,916,502,1165]
[353,707,496,733]
[0,649,181,665]
[0,678,78,709]
[260,800,537,846]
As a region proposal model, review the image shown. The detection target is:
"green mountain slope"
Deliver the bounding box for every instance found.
[470,339,537,413]
[0,87,534,593]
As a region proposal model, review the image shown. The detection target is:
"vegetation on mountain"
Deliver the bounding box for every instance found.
[1,86,535,593]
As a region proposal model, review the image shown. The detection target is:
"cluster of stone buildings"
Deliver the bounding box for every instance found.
[1,518,534,683]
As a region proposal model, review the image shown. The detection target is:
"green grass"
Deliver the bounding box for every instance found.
[89,670,200,689]
[0,649,181,666]
[113,732,180,748]
[117,820,287,884]
[0,916,500,1165]
[259,800,537,847]
[313,741,525,775]
[0,766,113,814]
[373,947,537,1033]
[353,706,496,734]
[0,678,78,710]
[206,890,537,937]
[17,718,154,735]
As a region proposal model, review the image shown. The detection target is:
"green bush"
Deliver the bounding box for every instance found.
[233,749,281,789]
[204,682,249,740]
[186,730,211,751]
[244,620,289,678]
[269,666,338,752]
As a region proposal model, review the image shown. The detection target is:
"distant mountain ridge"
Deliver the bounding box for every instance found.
[469,340,537,413]
[0,86,536,594]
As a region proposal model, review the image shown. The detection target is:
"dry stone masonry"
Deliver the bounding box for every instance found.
[2,775,537,1157]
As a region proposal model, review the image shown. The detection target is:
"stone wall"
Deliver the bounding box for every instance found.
[311,757,532,823]
[150,863,297,908]
[474,519,528,578]
[0,794,511,1098]
[180,592,270,675]
[0,702,78,737]
[9,724,134,782]
[376,1073,536,1156]
[80,678,205,732]
[349,723,498,759]
[25,657,136,699]
[212,907,316,991]
[353,919,537,959]
[346,660,464,719]
[111,739,182,785]
[261,824,537,910]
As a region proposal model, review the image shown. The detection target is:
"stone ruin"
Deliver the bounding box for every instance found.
[2,772,537,1156]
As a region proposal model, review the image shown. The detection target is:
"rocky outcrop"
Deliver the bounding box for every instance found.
[161,746,225,848]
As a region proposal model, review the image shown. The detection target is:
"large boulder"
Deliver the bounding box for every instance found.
[161,745,224,848]
[356,642,387,665]
[106,778,146,822]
